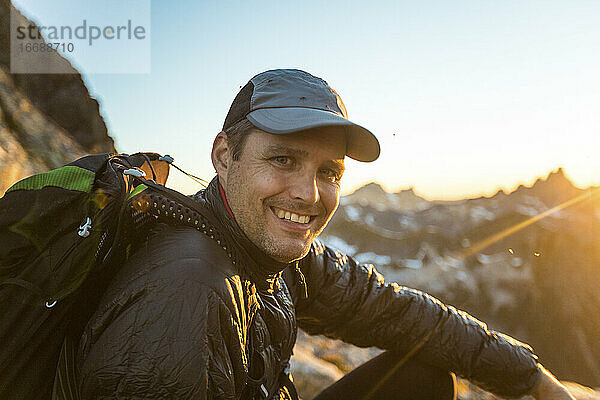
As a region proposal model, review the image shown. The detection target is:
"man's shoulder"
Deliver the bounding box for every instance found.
[116,223,238,293]
[77,224,245,381]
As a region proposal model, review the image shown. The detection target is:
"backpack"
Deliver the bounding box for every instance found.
[0,152,175,399]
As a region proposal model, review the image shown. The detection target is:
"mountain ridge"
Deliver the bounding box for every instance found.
[324,164,600,387]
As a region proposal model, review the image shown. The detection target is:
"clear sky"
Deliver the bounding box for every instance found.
[13,0,600,200]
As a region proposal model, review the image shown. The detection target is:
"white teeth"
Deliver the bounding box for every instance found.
[274,208,310,224]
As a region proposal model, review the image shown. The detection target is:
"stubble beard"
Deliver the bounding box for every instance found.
[224,168,320,263]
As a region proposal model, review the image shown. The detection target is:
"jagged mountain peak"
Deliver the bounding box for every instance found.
[351,182,387,195]
[485,167,579,207]
[397,186,417,195]
[343,182,430,212]
[539,167,573,188]
[511,167,580,207]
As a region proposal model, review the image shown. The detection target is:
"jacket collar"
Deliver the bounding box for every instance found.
[197,177,291,290]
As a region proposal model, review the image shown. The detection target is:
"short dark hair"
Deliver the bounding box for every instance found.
[224,118,254,161]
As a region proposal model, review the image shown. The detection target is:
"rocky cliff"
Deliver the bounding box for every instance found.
[0,0,115,195]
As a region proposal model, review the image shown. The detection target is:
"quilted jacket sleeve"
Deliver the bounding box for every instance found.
[76,226,244,399]
[295,240,541,398]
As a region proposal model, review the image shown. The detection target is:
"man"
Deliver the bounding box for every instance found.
[76,69,574,399]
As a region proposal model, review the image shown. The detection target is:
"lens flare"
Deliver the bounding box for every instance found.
[459,187,599,259]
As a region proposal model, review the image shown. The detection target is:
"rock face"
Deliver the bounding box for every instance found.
[0,0,115,195]
[292,169,599,398]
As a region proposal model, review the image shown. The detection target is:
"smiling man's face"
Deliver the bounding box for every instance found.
[218,128,346,263]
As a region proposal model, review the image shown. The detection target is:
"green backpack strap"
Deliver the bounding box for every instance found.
[6,165,96,194]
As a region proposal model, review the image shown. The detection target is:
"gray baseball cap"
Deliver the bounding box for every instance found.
[222,69,380,162]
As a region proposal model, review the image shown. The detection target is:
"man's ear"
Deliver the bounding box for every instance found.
[211,131,230,185]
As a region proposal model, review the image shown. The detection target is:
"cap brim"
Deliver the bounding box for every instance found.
[247,107,380,162]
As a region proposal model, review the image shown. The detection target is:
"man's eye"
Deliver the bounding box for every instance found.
[320,168,341,183]
[273,156,290,165]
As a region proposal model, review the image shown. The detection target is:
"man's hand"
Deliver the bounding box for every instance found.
[530,364,576,400]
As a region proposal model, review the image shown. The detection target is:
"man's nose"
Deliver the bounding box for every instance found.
[289,172,319,204]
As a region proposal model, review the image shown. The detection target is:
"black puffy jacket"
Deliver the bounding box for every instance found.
[76,178,541,399]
